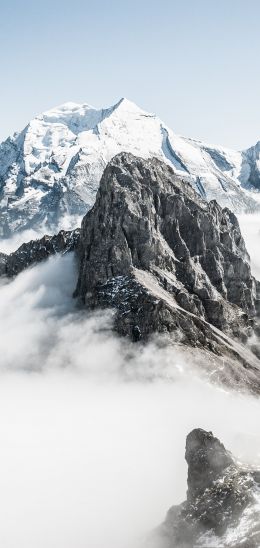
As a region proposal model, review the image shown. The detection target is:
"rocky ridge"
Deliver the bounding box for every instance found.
[0,228,79,277]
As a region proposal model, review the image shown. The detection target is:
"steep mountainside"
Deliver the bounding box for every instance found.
[151,429,260,548]
[0,98,260,237]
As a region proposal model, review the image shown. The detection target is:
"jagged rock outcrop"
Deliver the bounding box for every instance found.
[75,153,260,390]
[151,429,260,548]
[0,228,80,277]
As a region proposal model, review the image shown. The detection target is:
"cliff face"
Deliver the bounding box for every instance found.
[75,153,260,388]
[152,428,260,548]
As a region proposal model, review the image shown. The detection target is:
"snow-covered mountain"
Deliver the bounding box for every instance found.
[0,97,259,237]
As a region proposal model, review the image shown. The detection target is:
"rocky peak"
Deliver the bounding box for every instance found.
[76,153,257,334]
[74,152,260,391]
[152,428,260,548]
[185,428,234,500]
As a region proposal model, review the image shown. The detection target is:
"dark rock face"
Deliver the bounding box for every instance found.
[185,429,234,501]
[75,153,260,389]
[242,142,260,190]
[152,429,260,548]
[76,153,257,335]
[0,229,80,277]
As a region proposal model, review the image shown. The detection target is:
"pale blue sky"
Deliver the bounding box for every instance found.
[1,0,260,148]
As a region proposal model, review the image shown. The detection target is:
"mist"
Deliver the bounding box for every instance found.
[0,217,260,548]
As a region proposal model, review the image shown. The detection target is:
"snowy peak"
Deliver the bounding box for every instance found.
[18,97,151,177]
[111,97,150,114]
[43,101,93,115]
[0,97,260,238]
[38,97,147,133]
[40,101,105,132]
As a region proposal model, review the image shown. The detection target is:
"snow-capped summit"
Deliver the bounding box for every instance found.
[0,97,259,237]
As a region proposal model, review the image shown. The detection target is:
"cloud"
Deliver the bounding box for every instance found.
[0,220,260,548]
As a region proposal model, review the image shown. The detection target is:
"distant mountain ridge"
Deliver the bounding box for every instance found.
[0,97,260,237]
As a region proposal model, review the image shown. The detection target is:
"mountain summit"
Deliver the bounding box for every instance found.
[0,98,260,237]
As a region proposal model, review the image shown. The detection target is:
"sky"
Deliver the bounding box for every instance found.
[1,0,260,148]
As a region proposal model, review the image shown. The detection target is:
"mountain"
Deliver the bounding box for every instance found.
[0,98,260,237]
[4,153,259,392]
[75,153,260,392]
[150,428,260,548]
